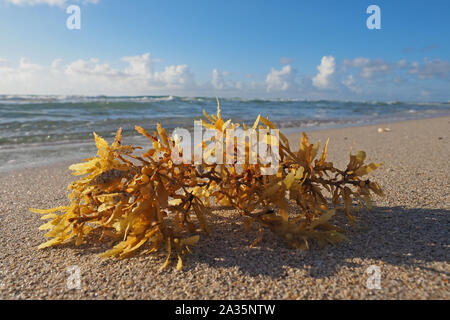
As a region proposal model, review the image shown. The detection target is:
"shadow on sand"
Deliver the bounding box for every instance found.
[44,205,449,279]
[182,206,449,278]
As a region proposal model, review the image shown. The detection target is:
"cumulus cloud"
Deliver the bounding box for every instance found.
[312,56,336,89]
[396,59,408,69]
[342,56,450,82]
[122,53,152,77]
[408,58,450,80]
[154,65,195,89]
[1,53,449,99]
[3,0,98,6]
[0,57,49,93]
[360,62,389,79]
[265,65,297,92]
[342,57,392,80]
[18,57,43,72]
[0,53,196,95]
[65,58,119,77]
[210,69,241,91]
[0,57,42,80]
[61,53,196,91]
[50,58,62,69]
[342,57,369,68]
[211,69,226,89]
[342,74,361,94]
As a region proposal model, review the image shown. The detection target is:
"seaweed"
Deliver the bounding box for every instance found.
[31,100,383,270]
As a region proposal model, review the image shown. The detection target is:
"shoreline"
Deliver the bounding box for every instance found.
[0,115,448,299]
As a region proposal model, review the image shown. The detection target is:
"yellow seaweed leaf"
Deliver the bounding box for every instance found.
[30,206,68,214]
[176,255,183,271]
[93,132,109,156]
[160,237,172,271]
[40,213,59,220]
[310,142,320,161]
[180,235,200,246]
[317,138,329,166]
[356,151,366,163]
[252,115,261,131]
[112,128,122,148]
[135,125,155,141]
[38,237,62,249]
[284,169,296,189]
[308,209,336,230]
[157,123,169,147]
[100,241,128,258]
[369,182,385,197]
[354,162,382,176]
[203,109,215,123]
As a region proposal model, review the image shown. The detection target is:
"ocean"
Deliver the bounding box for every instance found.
[1,95,449,171]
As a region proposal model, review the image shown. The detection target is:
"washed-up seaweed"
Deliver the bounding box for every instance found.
[31,100,383,270]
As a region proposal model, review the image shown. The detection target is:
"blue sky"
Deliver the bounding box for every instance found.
[0,0,449,101]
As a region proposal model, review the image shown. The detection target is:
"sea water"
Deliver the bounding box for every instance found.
[1,95,449,171]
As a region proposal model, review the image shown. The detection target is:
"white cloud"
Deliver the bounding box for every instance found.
[212,68,226,89]
[50,58,62,69]
[0,57,42,80]
[342,56,450,82]
[342,74,361,93]
[61,53,196,91]
[122,53,152,78]
[344,57,370,68]
[65,58,119,77]
[18,57,43,72]
[1,54,449,99]
[396,59,408,68]
[154,65,195,89]
[265,65,297,92]
[408,58,450,80]
[4,0,98,6]
[0,57,47,93]
[210,69,240,91]
[0,53,196,95]
[312,56,336,89]
[361,62,389,79]
[342,57,391,80]
[121,53,195,89]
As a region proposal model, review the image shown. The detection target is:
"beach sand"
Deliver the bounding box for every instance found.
[0,116,449,299]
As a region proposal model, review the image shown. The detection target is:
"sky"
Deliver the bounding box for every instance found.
[0,0,449,101]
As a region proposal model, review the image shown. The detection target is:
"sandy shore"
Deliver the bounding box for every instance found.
[0,116,449,300]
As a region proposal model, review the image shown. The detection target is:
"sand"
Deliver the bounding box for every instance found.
[0,116,449,300]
